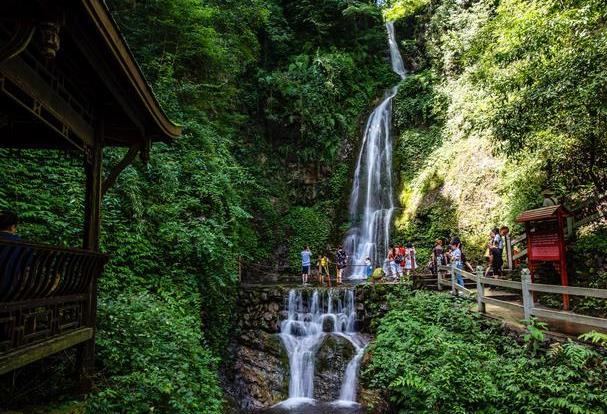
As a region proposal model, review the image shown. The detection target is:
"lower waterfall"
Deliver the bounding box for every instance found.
[272,288,367,412]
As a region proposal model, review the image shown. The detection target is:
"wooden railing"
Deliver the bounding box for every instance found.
[437,265,607,331]
[0,240,108,374]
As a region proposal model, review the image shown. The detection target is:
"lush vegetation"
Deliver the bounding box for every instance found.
[2,0,607,412]
[0,0,392,412]
[388,0,607,268]
[364,288,607,413]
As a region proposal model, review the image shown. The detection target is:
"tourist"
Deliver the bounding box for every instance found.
[394,244,404,279]
[365,257,373,279]
[541,188,559,207]
[487,240,503,278]
[499,226,509,250]
[0,212,21,241]
[301,246,312,285]
[449,237,464,287]
[318,254,330,286]
[403,242,417,279]
[386,246,398,281]
[335,246,348,284]
[492,227,501,249]
[370,266,383,285]
[431,239,445,277]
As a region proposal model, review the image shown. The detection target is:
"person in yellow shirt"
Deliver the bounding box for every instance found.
[317,255,331,287]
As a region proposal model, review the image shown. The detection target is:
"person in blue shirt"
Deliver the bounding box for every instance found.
[449,237,464,287]
[0,212,21,241]
[301,246,312,285]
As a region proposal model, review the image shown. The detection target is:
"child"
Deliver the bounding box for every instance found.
[365,257,373,279]
[404,242,417,279]
[370,267,384,285]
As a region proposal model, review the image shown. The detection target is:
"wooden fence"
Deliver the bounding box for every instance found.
[437,265,607,331]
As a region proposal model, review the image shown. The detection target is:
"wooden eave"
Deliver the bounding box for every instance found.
[81,0,181,142]
[516,205,571,223]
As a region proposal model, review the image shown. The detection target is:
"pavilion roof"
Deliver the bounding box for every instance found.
[516,205,570,223]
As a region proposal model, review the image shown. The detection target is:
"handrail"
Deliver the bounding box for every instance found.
[0,240,108,366]
[435,264,607,333]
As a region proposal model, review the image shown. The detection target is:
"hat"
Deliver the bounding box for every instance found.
[541,188,555,196]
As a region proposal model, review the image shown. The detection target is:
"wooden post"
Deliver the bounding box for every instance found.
[557,211,570,310]
[450,263,456,296]
[521,268,533,321]
[77,120,104,389]
[437,265,443,290]
[476,266,485,313]
[505,235,513,270]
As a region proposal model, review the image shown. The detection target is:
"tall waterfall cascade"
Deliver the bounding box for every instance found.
[344,21,406,278]
[275,288,367,409]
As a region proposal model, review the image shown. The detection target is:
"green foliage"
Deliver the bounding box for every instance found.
[284,207,332,268]
[383,0,431,21]
[389,0,607,267]
[364,289,607,413]
[579,331,607,348]
[1,0,395,411]
[522,318,548,355]
[88,291,222,414]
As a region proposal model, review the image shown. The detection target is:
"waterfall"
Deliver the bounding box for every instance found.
[344,21,406,278]
[276,288,366,409]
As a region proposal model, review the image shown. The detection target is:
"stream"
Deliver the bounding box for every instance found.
[263,289,367,413]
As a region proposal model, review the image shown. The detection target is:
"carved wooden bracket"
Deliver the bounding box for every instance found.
[0,21,36,64]
[101,143,142,195]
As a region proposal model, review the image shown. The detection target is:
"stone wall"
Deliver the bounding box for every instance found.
[226,284,397,412]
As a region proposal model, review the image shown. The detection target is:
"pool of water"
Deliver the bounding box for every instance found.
[258,399,364,414]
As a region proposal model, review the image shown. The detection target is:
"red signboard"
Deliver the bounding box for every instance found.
[528,233,560,261]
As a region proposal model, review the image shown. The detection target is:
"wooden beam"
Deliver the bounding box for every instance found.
[101,143,141,195]
[0,328,93,375]
[533,308,607,331]
[0,57,95,147]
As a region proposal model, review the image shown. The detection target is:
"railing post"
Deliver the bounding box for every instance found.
[437,265,443,290]
[505,235,513,270]
[521,268,533,321]
[476,266,485,313]
[451,263,456,296]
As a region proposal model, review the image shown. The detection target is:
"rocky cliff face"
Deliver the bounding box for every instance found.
[227,284,395,412]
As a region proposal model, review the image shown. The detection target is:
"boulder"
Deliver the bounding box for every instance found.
[314,334,356,401]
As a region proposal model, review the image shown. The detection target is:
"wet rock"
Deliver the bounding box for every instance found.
[322,316,335,332]
[314,334,356,401]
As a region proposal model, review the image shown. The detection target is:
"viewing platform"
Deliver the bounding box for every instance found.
[0,240,108,374]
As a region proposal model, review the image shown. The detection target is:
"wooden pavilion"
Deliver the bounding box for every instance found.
[0,0,181,378]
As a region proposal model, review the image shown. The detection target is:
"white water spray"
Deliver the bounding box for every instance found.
[276,289,366,408]
[344,21,406,278]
